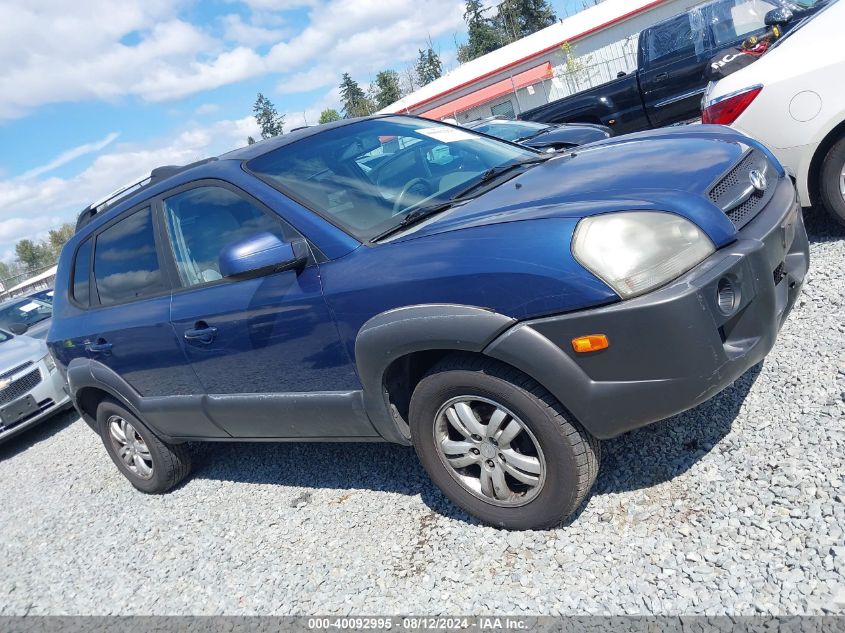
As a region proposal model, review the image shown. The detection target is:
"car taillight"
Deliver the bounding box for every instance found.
[702,86,762,125]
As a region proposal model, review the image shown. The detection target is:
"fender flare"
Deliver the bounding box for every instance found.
[354,304,515,445]
[66,357,145,428]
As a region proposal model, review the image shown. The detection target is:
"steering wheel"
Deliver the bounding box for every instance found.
[392,178,432,215]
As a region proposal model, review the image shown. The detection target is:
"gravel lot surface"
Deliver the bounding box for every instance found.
[0,209,843,617]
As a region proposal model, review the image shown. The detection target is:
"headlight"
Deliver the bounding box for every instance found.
[43,353,56,372]
[573,211,715,299]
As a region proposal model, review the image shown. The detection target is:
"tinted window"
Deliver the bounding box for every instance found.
[94,207,165,306]
[163,186,297,287]
[645,13,704,63]
[710,0,779,46]
[72,239,92,306]
[0,299,52,327]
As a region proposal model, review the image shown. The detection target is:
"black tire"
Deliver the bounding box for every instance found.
[96,398,191,494]
[819,136,845,226]
[409,354,599,530]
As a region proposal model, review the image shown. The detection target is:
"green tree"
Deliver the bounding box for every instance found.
[415,47,443,86]
[318,108,342,124]
[0,261,22,290]
[339,73,374,118]
[372,70,402,109]
[47,223,74,259]
[458,0,503,63]
[495,0,557,41]
[15,239,53,272]
[252,92,285,139]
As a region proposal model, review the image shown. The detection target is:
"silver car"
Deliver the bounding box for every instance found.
[0,328,71,443]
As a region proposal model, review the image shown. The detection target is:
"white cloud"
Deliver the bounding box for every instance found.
[0,115,260,257]
[20,132,120,180]
[0,0,465,119]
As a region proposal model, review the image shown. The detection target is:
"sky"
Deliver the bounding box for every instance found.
[0,0,583,262]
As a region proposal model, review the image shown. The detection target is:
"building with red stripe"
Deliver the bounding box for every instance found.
[380,0,700,123]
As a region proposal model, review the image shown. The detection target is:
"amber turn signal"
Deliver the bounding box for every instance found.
[571,334,609,353]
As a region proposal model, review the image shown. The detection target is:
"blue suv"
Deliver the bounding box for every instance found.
[48,115,808,529]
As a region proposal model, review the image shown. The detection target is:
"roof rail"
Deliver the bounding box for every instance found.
[74,157,218,233]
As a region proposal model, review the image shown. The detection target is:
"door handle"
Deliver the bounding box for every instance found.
[655,72,668,82]
[184,325,218,344]
[85,339,113,354]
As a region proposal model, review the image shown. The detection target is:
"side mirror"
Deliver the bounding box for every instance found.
[616,71,627,78]
[8,323,28,335]
[764,7,793,25]
[219,232,309,279]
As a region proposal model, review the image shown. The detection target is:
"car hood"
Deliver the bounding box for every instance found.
[524,123,611,148]
[402,125,768,248]
[0,335,46,371]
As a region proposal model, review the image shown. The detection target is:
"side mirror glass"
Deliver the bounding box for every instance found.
[8,323,29,335]
[764,7,793,25]
[218,232,309,279]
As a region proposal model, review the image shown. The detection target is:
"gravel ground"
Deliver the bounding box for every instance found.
[0,209,843,617]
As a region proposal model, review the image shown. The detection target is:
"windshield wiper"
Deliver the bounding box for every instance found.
[371,196,477,242]
[371,154,555,242]
[456,154,554,197]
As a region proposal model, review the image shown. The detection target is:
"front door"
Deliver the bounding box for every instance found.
[160,182,370,438]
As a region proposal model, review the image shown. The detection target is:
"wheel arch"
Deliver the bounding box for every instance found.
[354,305,516,445]
[806,117,845,207]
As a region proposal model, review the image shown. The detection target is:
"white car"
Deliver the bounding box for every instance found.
[0,329,71,443]
[702,0,845,224]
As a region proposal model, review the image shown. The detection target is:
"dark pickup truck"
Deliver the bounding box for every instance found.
[520,0,821,134]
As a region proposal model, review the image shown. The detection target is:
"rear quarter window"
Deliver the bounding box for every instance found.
[71,238,92,307]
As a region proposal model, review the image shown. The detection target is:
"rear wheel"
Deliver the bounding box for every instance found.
[409,355,599,530]
[96,398,191,494]
[819,135,845,226]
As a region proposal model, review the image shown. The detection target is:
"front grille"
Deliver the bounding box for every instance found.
[0,361,33,381]
[708,150,774,230]
[0,368,42,405]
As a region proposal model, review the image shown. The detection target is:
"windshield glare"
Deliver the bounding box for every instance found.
[471,120,550,142]
[0,299,52,327]
[246,116,537,241]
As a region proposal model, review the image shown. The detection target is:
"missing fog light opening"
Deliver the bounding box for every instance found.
[716,277,737,315]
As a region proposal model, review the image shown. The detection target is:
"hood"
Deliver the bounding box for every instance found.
[524,123,611,148]
[0,334,46,371]
[403,125,766,248]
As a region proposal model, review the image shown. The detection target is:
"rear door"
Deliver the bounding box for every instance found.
[80,205,216,436]
[160,181,369,439]
[640,11,710,127]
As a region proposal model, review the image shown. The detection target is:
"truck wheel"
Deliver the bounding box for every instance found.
[409,355,599,530]
[819,136,845,226]
[96,398,191,494]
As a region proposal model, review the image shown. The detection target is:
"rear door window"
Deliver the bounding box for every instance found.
[644,13,705,64]
[93,207,166,306]
[710,0,779,46]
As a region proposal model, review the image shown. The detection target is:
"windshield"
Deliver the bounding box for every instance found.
[469,120,550,142]
[0,298,52,327]
[246,116,537,241]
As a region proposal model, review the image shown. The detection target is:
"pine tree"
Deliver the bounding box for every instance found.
[318,108,341,124]
[415,47,443,87]
[339,73,374,118]
[252,92,285,139]
[458,0,503,63]
[495,0,557,41]
[372,70,402,109]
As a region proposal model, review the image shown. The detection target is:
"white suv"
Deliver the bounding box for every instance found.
[702,0,845,224]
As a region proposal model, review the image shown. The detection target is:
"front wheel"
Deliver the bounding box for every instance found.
[819,136,845,226]
[409,355,599,530]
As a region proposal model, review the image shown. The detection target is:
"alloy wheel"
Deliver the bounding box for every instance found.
[433,396,546,507]
[108,415,154,480]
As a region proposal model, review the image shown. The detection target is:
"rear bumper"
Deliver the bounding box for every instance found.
[486,177,808,439]
[0,360,72,444]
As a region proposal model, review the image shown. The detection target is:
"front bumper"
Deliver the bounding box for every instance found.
[0,359,72,444]
[486,177,808,439]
